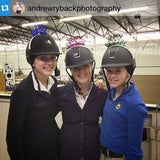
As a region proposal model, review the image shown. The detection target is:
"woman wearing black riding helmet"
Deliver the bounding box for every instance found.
[6,34,61,160]
[58,40,107,160]
[100,45,148,160]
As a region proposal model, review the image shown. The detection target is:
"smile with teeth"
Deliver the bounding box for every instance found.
[44,67,53,71]
[78,74,87,79]
[109,79,117,83]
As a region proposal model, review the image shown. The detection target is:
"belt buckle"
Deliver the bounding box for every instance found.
[109,150,123,158]
[100,145,124,158]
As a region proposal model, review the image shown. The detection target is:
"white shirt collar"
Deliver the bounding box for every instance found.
[74,82,93,109]
[31,71,55,93]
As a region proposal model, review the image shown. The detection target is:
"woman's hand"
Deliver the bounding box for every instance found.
[95,80,106,89]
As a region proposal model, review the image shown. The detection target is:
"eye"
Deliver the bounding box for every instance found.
[39,56,47,61]
[116,69,121,73]
[83,64,90,69]
[106,70,112,74]
[38,55,57,61]
[73,67,79,71]
[50,56,56,60]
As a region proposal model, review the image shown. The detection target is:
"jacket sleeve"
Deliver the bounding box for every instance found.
[126,103,147,160]
[51,76,62,115]
[6,89,29,160]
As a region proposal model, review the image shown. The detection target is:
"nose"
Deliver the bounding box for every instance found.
[108,72,117,77]
[46,59,56,66]
[110,73,117,77]
[75,67,85,72]
[79,68,85,72]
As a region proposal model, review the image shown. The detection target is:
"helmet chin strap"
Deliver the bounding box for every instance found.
[102,68,112,100]
[66,68,82,94]
[125,65,133,88]
[122,73,131,88]
[91,61,95,82]
[32,66,41,91]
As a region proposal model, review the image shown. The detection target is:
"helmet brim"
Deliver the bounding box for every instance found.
[66,59,95,69]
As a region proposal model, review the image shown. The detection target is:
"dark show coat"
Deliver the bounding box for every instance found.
[6,72,60,160]
[58,83,107,160]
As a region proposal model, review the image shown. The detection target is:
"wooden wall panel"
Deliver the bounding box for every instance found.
[131,75,160,104]
[0,100,10,160]
[0,71,5,92]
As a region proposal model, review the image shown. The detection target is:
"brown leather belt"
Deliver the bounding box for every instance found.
[100,145,125,158]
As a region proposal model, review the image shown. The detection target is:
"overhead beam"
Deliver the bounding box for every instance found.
[110,16,137,41]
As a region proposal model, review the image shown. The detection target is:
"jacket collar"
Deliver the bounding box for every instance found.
[31,71,55,93]
[67,83,101,111]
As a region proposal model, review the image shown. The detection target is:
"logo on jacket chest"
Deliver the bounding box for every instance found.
[115,103,122,110]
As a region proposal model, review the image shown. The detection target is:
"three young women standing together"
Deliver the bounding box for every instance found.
[6,34,147,160]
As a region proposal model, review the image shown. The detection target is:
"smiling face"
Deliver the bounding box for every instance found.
[32,54,57,79]
[70,64,92,86]
[105,66,130,91]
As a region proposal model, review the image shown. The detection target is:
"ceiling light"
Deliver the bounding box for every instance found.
[21,21,48,27]
[59,15,92,22]
[109,6,149,15]
[0,26,12,30]
[132,32,160,40]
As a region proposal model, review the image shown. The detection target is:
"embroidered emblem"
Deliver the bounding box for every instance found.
[73,52,80,58]
[108,50,115,58]
[45,39,52,46]
[115,103,122,110]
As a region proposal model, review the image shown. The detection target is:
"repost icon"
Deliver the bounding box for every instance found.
[0,0,10,16]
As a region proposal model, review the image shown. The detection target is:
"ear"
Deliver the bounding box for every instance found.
[127,73,131,80]
[32,62,35,68]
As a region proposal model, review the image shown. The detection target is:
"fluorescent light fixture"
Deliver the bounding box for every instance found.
[132,32,160,40]
[109,6,149,15]
[59,15,92,22]
[21,21,48,27]
[0,26,12,30]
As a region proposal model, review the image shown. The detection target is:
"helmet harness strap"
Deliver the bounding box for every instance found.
[66,68,82,94]
[102,68,112,100]
[91,61,96,82]
[32,67,41,91]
